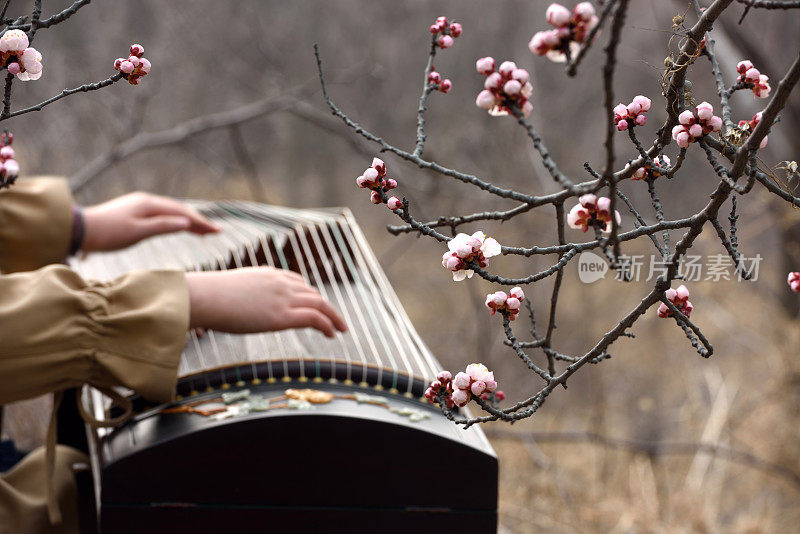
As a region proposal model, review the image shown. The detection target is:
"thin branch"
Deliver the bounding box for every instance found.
[0,72,123,121]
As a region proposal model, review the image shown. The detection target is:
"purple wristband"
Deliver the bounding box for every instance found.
[68,205,85,256]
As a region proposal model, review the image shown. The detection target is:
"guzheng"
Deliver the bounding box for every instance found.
[69,201,497,533]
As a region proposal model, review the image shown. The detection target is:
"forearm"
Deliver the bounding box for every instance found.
[0,265,190,404]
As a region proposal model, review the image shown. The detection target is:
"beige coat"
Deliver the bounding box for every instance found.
[0,178,189,533]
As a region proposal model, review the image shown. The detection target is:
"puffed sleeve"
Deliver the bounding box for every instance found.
[0,176,74,274]
[0,264,190,405]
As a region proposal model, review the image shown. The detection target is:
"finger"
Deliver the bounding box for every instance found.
[134,215,192,241]
[279,269,307,283]
[290,294,348,333]
[143,196,221,234]
[285,308,336,338]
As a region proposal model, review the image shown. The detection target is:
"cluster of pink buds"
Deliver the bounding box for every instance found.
[113,44,151,85]
[738,111,768,148]
[485,287,525,320]
[567,194,621,233]
[425,364,499,408]
[627,155,671,180]
[671,102,722,148]
[441,231,501,281]
[613,95,652,131]
[0,30,42,81]
[529,2,599,63]
[0,131,18,187]
[736,60,771,99]
[429,16,462,49]
[424,371,455,408]
[475,58,533,118]
[355,157,401,211]
[788,272,800,293]
[427,69,452,94]
[657,285,694,318]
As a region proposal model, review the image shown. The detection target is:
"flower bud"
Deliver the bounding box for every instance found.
[387,196,402,210]
[453,372,471,390]
[470,381,486,396]
[130,44,145,57]
[437,370,453,384]
[498,61,517,77]
[451,388,470,407]
[449,22,463,37]
[503,79,522,96]
[546,3,572,27]
[678,110,695,125]
[370,191,381,204]
[476,89,496,109]
[476,56,495,75]
[439,79,452,93]
[428,71,441,84]
[437,35,454,49]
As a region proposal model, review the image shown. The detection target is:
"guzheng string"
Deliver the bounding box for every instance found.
[69,201,443,399]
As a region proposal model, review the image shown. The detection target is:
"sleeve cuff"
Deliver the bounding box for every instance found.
[0,176,74,273]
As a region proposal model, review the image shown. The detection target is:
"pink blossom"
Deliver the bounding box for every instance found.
[387,197,402,210]
[737,60,771,98]
[120,60,135,74]
[476,89,496,109]
[130,43,145,57]
[484,72,502,90]
[696,101,714,121]
[451,388,470,407]
[574,1,596,21]
[503,79,522,96]
[454,372,471,390]
[486,286,525,319]
[3,158,18,178]
[511,68,530,85]
[568,195,621,233]
[632,95,651,112]
[6,62,19,75]
[466,363,494,383]
[0,30,28,54]
[498,61,517,77]
[437,35,454,49]
[738,112,768,148]
[0,146,15,160]
[530,2,600,62]
[443,231,501,281]
[546,3,572,26]
[672,103,720,146]
[678,110,695,125]
[470,381,486,396]
[658,284,693,318]
[475,59,533,118]
[449,22,463,37]
[753,75,771,98]
[476,56,495,75]
[788,272,800,293]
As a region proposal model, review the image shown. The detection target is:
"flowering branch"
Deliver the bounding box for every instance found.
[316,4,800,428]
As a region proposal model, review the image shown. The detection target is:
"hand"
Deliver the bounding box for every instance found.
[81,192,221,252]
[185,267,348,338]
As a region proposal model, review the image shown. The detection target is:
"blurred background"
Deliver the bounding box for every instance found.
[3,0,800,531]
